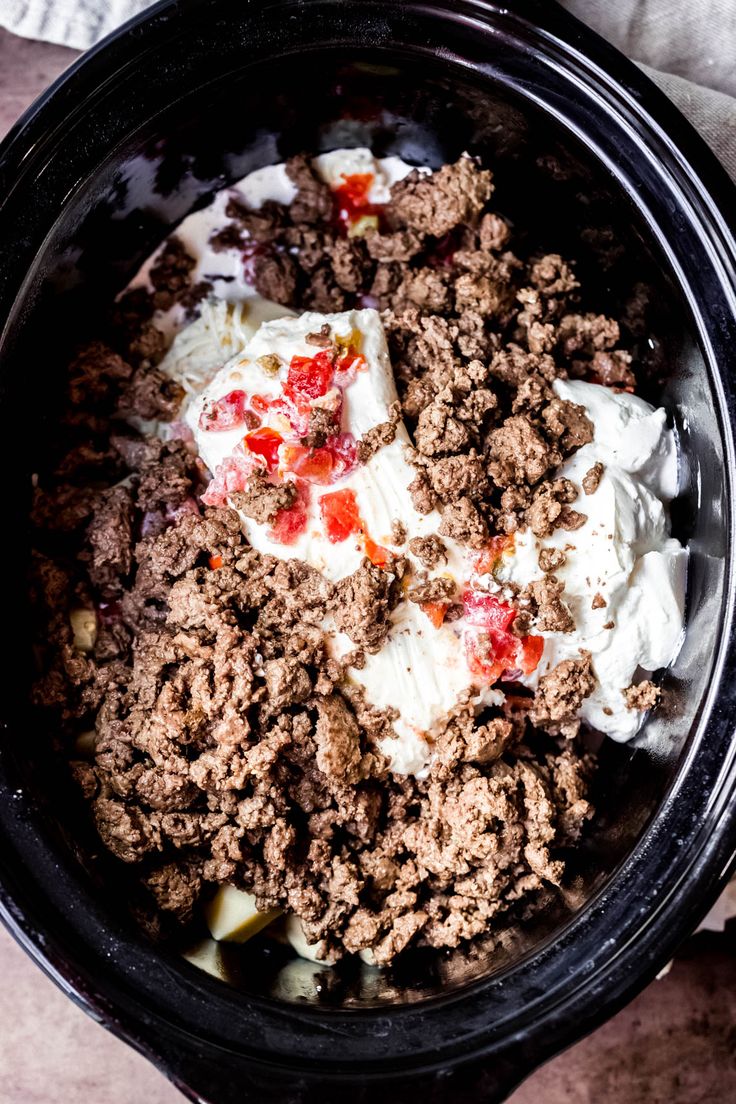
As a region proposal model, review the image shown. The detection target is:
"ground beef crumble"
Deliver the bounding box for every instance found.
[26,152,642,965]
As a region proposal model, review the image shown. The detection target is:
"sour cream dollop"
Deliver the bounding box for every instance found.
[498,379,687,741]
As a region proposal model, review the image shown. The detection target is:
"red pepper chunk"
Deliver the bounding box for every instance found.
[199,389,249,432]
[244,427,283,471]
[319,488,361,543]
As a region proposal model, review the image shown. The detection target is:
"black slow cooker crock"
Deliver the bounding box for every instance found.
[1,1,736,1101]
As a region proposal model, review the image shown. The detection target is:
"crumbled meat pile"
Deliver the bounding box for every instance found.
[29,153,630,963]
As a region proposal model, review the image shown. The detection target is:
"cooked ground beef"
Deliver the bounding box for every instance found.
[28,152,642,964]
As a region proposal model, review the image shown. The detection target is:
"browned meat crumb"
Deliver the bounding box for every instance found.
[591,593,606,610]
[230,474,297,525]
[526,479,578,539]
[390,155,494,237]
[557,312,620,357]
[305,323,332,347]
[356,400,401,462]
[558,507,587,531]
[427,453,489,503]
[522,575,575,634]
[439,497,489,549]
[304,404,339,448]
[414,394,472,457]
[144,861,202,922]
[488,415,560,488]
[407,535,447,569]
[591,349,635,388]
[332,559,394,652]
[83,486,134,598]
[407,576,456,604]
[582,462,604,495]
[539,547,567,573]
[531,653,596,736]
[149,237,196,312]
[623,680,660,711]
[285,154,333,224]
[391,520,407,546]
[252,252,298,305]
[542,399,594,452]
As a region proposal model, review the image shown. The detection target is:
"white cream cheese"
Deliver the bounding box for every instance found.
[498,379,687,741]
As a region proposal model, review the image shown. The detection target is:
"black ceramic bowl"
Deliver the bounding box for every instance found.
[2,1,736,1101]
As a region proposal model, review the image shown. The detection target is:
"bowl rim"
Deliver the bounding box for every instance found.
[1,0,736,1098]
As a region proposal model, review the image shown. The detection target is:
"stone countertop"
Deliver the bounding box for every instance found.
[0,25,734,1104]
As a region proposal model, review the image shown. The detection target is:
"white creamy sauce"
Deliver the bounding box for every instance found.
[126,147,687,772]
[498,379,687,741]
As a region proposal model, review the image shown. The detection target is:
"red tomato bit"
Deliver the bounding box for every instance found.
[284,350,334,404]
[201,452,259,506]
[463,590,517,632]
[319,488,361,543]
[281,443,334,485]
[335,344,368,375]
[421,601,450,629]
[364,536,391,567]
[473,534,516,576]
[269,481,310,545]
[333,172,381,232]
[199,389,249,432]
[244,427,283,471]
[208,554,223,570]
[520,634,544,675]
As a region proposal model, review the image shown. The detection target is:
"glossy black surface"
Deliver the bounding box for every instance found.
[1,1,736,1101]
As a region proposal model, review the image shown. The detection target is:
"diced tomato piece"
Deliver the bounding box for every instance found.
[421,601,449,629]
[333,173,385,234]
[336,172,374,210]
[463,590,517,632]
[465,627,520,684]
[326,432,358,480]
[284,350,334,404]
[365,536,391,567]
[465,633,505,683]
[473,534,516,576]
[269,481,310,545]
[319,488,361,543]
[244,427,283,471]
[270,394,311,437]
[208,554,223,570]
[520,634,544,675]
[199,389,249,432]
[335,345,367,375]
[250,394,271,415]
[201,451,259,506]
[281,443,334,485]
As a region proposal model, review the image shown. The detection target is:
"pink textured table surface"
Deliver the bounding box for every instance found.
[0,26,734,1104]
